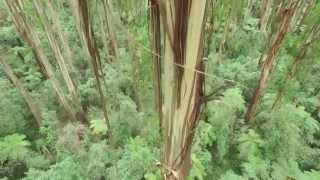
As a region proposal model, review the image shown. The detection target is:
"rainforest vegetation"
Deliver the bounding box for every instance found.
[0,0,320,179]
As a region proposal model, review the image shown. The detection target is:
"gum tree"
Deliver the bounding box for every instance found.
[150,0,209,179]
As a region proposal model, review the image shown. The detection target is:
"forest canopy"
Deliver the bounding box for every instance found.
[0,0,320,180]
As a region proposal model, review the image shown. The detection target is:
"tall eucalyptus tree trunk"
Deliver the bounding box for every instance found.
[259,0,273,33]
[33,0,87,123]
[296,0,316,28]
[245,1,300,122]
[150,0,162,126]
[103,0,119,60]
[5,0,78,122]
[272,23,320,109]
[47,0,76,70]
[150,0,208,179]
[69,0,112,139]
[0,56,42,126]
[128,34,144,112]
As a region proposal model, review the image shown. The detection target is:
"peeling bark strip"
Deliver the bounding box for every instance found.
[5,0,78,122]
[272,23,320,109]
[154,0,208,179]
[245,1,300,122]
[69,0,112,139]
[0,56,42,126]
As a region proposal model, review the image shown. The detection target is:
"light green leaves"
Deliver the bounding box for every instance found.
[188,153,206,180]
[218,171,248,180]
[238,129,265,160]
[90,119,108,135]
[299,170,320,180]
[206,88,245,159]
[0,133,30,162]
[144,172,160,180]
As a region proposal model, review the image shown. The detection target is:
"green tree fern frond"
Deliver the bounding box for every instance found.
[0,134,30,162]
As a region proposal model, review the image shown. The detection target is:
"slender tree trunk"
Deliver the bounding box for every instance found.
[258,1,284,67]
[0,56,42,126]
[259,0,273,33]
[296,0,315,29]
[70,0,112,139]
[33,0,87,124]
[47,0,76,71]
[97,1,112,64]
[152,0,208,179]
[290,0,305,31]
[149,0,163,128]
[5,0,78,122]
[102,0,119,60]
[245,1,300,122]
[217,11,231,65]
[204,0,216,59]
[128,34,144,112]
[272,23,320,109]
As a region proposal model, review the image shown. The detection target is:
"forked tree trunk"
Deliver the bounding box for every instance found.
[245,1,300,122]
[151,0,208,179]
[0,56,42,126]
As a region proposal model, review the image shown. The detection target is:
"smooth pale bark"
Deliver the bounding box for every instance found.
[245,1,300,122]
[0,57,42,126]
[259,0,273,33]
[290,0,305,31]
[33,0,87,124]
[47,0,76,71]
[157,0,208,179]
[5,0,77,122]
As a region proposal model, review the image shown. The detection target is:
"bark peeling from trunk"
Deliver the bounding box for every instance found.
[150,0,208,179]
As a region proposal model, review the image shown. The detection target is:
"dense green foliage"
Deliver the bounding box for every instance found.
[0,0,320,179]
